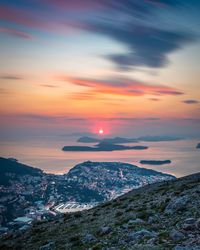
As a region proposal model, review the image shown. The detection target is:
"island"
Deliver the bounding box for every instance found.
[77,136,138,143]
[136,135,182,142]
[77,135,182,143]
[196,143,200,149]
[62,141,148,152]
[140,160,171,165]
[77,136,101,143]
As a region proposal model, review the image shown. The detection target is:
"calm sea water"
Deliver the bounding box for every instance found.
[0,135,199,177]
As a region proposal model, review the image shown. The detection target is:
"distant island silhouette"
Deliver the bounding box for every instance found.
[77,136,138,143]
[77,135,182,144]
[196,143,200,149]
[136,135,182,142]
[62,141,148,152]
[140,160,171,165]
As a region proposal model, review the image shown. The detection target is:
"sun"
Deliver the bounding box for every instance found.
[98,129,104,135]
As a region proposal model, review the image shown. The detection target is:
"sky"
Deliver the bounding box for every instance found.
[0,0,200,137]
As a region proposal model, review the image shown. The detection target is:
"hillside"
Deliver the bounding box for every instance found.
[1,172,200,250]
[0,157,42,186]
[66,161,175,200]
[0,158,175,228]
[0,158,47,225]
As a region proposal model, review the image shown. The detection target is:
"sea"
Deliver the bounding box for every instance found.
[0,135,199,177]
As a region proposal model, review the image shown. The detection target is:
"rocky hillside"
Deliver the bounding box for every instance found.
[1,172,199,250]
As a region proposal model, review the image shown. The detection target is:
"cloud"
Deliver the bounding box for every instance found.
[0,74,23,80]
[0,27,33,39]
[0,1,197,71]
[46,0,101,11]
[183,99,199,104]
[94,24,195,70]
[0,5,42,29]
[102,117,160,121]
[0,112,161,124]
[63,76,183,97]
[71,0,196,70]
[0,88,14,95]
[47,0,181,14]
[0,113,87,123]
[145,0,180,8]
[69,92,100,100]
[149,98,160,101]
[0,4,79,34]
[40,84,59,88]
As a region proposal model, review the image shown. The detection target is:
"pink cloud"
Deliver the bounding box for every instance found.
[0,6,42,29]
[0,5,79,33]
[62,76,184,97]
[0,27,33,39]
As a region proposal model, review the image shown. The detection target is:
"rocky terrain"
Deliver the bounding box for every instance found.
[1,172,199,250]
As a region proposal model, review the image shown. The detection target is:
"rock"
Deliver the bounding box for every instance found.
[99,226,112,236]
[195,218,200,230]
[182,218,196,231]
[165,196,189,214]
[39,241,55,250]
[148,215,159,224]
[129,229,157,240]
[174,246,200,250]
[147,237,156,244]
[170,229,185,241]
[121,224,129,230]
[128,218,145,225]
[83,233,96,243]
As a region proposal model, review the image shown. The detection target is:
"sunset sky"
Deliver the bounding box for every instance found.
[0,0,200,137]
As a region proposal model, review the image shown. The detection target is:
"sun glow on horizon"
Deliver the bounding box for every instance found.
[98,129,104,135]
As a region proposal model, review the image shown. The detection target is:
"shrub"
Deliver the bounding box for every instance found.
[69,235,81,242]
[115,211,123,217]
[73,212,82,218]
